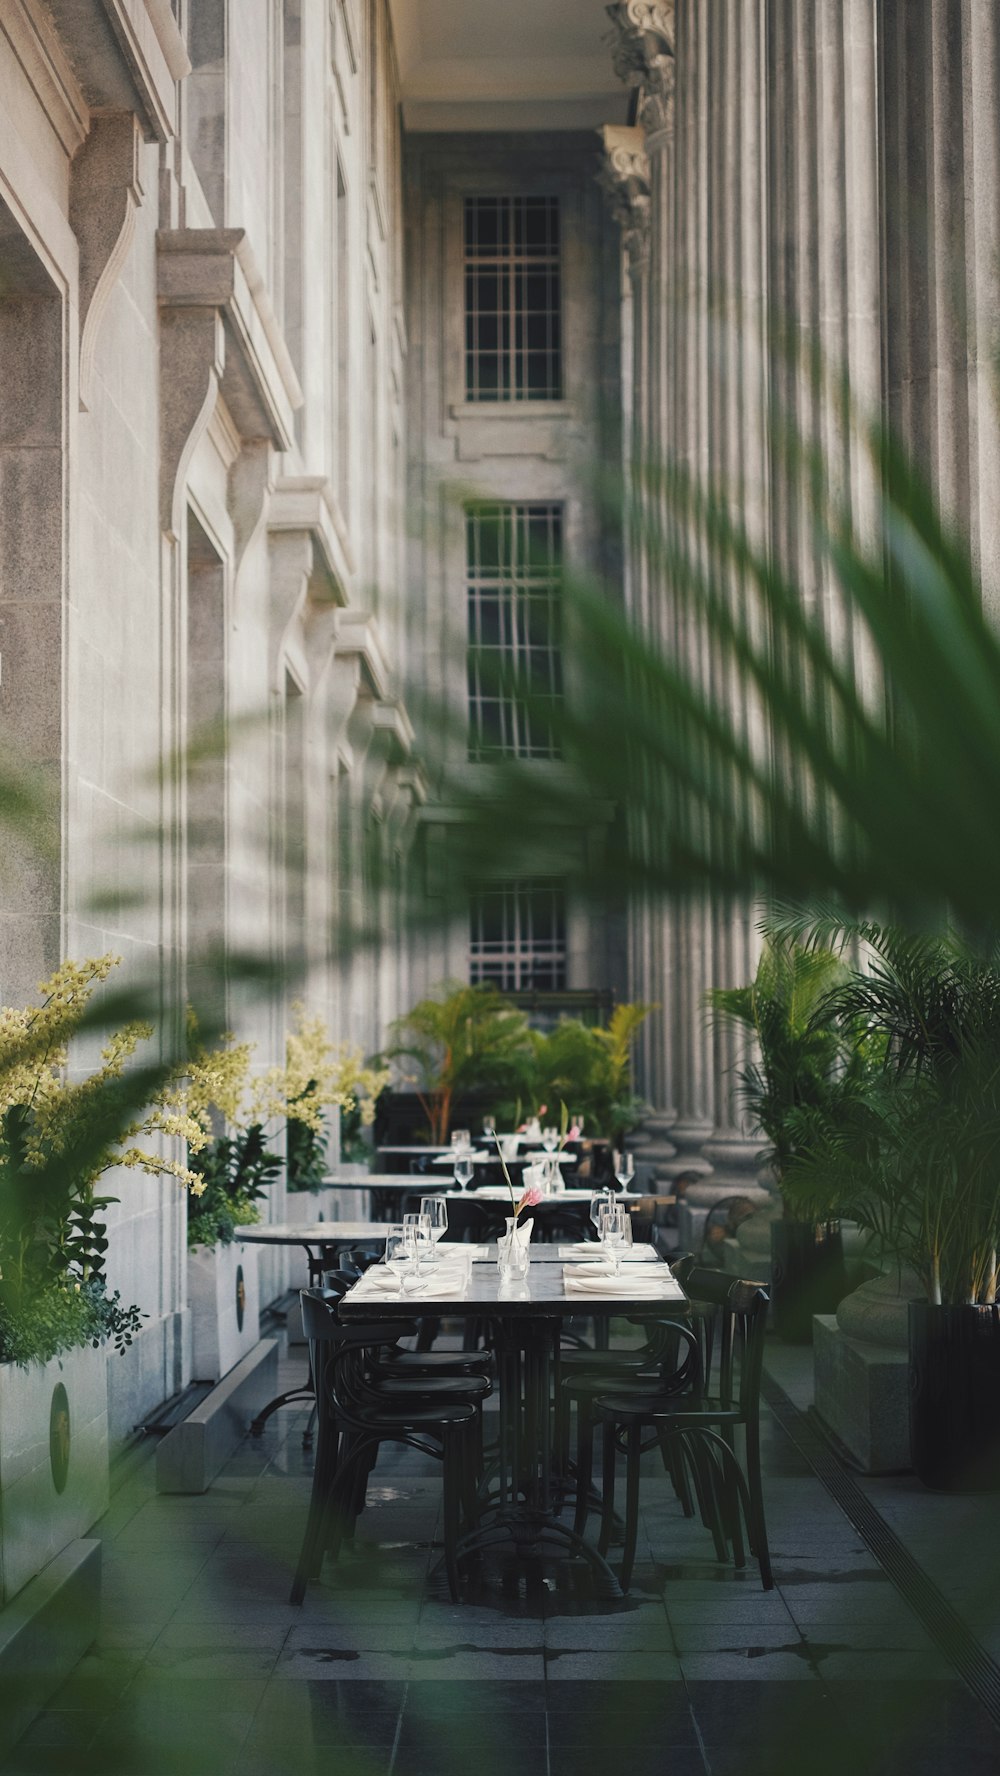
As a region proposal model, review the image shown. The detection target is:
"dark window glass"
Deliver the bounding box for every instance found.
[464,196,562,401]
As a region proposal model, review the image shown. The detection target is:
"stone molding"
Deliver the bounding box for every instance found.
[41,0,186,144]
[596,124,651,274]
[157,228,303,536]
[72,111,145,411]
[266,477,352,686]
[3,0,90,159]
[606,0,676,145]
[333,609,392,704]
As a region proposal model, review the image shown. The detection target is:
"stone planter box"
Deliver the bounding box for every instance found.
[0,1347,109,1606]
[187,1240,260,1383]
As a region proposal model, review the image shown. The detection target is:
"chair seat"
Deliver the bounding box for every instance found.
[563,1368,662,1397]
[593,1391,728,1423]
[353,1400,478,1429]
[368,1373,491,1402]
[560,1348,659,1372]
[379,1350,492,1376]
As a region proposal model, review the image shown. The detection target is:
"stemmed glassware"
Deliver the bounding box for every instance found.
[420,1195,449,1246]
[589,1189,612,1239]
[599,1203,629,1276]
[614,1150,635,1191]
[541,1126,559,1154]
[453,1149,475,1190]
[384,1228,417,1293]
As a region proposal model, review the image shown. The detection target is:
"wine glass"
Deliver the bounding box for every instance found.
[600,1204,628,1276]
[450,1129,471,1151]
[384,1230,415,1293]
[420,1196,449,1243]
[614,1149,635,1191]
[454,1150,475,1190]
[404,1211,432,1264]
[541,1126,559,1154]
[589,1191,610,1239]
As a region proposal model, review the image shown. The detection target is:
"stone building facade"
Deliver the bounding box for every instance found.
[2,0,999,1433]
[0,0,418,1438]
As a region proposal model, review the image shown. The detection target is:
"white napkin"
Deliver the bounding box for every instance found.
[562,1270,686,1297]
[353,1271,468,1301]
[558,1243,658,1263]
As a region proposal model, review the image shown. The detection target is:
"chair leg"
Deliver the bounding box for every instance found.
[745,1415,774,1590]
[619,1423,642,1594]
[573,1399,595,1537]
[659,1429,694,1518]
[597,1419,617,1557]
[442,1432,463,1602]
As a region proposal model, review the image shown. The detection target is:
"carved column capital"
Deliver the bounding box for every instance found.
[606,1,676,146]
[596,124,651,275]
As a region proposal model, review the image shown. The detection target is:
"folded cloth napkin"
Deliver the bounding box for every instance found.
[562,1269,685,1297]
[558,1243,658,1263]
[354,1270,468,1300]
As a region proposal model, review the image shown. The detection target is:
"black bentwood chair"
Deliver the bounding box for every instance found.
[591,1268,773,1593]
[290,1290,490,1605]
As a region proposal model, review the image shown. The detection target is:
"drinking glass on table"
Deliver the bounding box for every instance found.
[384,1229,416,1292]
[420,1196,449,1244]
[403,1210,432,1264]
[589,1190,612,1238]
[600,1204,628,1276]
[453,1149,475,1189]
[541,1126,559,1154]
[614,1149,635,1191]
[450,1129,471,1150]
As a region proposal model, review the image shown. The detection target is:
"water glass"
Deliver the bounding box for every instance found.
[589,1189,612,1235]
[454,1151,475,1190]
[614,1149,635,1190]
[450,1129,471,1150]
[420,1196,449,1243]
[600,1204,628,1275]
[541,1126,559,1153]
[384,1230,416,1292]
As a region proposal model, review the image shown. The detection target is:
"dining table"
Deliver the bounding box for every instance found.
[337,1239,688,1599]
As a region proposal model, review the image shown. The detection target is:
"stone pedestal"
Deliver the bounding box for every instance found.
[813,1315,911,1473]
[812,1268,923,1473]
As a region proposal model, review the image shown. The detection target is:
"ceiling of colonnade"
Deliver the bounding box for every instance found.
[387,0,630,131]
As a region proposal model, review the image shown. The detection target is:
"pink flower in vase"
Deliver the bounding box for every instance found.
[516,1183,543,1216]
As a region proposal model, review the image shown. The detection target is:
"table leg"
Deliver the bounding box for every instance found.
[457,1313,622,1601]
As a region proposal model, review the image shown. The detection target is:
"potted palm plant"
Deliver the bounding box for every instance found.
[527,1001,655,1149]
[383,982,534,1143]
[707,930,853,1341]
[781,925,1000,1490]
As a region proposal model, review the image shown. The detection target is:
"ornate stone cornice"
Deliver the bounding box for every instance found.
[596,125,651,275]
[606,1,676,144]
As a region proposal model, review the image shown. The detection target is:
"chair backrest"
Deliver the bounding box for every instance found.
[681,1266,769,1416]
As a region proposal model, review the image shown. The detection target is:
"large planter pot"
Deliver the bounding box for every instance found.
[770,1219,846,1343]
[0,1345,109,1606]
[909,1301,1000,1492]
[188,1241,260,1382]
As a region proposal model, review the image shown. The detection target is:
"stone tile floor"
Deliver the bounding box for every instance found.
[6,1336,1000,1776]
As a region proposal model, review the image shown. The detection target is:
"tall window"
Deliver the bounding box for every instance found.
[467,502,563,760]
[470,881,567,991]
[464,196,562,401]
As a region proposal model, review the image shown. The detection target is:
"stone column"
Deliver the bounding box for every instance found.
[602,5,681,1188]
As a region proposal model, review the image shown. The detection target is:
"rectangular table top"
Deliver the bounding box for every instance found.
[338,1254,687,1320]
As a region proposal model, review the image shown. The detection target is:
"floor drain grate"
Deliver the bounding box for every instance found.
[762,1370,1000,1727]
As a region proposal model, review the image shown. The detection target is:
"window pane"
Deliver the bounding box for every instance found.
[464,195,562,402]
[467,501,562,762]
[469,878,567,990]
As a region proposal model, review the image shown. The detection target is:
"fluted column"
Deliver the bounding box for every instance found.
[604,4,681,1184]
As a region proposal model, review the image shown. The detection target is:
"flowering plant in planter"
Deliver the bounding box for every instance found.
[172,1020,282,1249]
[0,956,202,1367]
[261,1006,389,1189]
